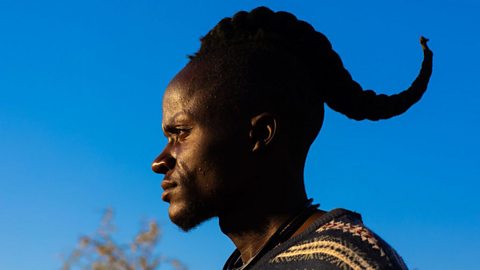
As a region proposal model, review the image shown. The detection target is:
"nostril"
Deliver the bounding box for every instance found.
[152,160,166,174]
[152,156,175,174]
[151,161,162,173]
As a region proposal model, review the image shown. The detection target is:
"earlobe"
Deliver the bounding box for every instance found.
[249,113,277,152]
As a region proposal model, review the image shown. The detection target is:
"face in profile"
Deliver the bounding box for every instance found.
[151,63,251,231]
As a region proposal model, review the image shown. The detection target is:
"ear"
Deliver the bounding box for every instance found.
[249,113,277,152]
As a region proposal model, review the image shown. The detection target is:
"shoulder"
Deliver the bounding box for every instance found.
[256,209,409,270]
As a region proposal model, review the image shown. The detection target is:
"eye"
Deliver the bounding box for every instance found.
[167,127,191,143]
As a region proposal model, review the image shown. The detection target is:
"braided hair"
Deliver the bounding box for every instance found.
[187,6,432,144]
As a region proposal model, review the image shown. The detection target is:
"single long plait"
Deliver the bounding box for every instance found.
[193,6,433,121]
[324,37,433,121]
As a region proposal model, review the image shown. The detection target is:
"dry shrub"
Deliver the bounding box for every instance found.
[62,209,187,270]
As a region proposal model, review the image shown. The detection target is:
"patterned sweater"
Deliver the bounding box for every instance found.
[250,209,408,270]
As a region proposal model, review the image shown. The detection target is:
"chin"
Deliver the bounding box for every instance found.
[168,200,215,232]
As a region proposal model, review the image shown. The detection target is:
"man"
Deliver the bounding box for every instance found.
[152,7,432,270]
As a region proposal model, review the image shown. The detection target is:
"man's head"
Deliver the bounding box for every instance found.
[151,60,253,231]
[151,6,432,231]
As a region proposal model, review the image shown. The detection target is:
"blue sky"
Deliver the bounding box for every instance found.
[1,0,479,269]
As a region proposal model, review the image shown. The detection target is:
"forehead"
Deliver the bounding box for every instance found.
[162,81,198,124]
[162,57,255,129]
[162,62,215,125]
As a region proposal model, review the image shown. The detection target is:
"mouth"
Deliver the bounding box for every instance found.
[161,179,177,202]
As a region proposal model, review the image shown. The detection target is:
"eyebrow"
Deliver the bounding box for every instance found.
[162,112,193,132]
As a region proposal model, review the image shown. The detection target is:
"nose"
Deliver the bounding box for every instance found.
[152,146,176,174]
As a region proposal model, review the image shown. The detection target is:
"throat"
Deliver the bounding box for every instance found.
[221,212,284,263]
[221,199,320,269]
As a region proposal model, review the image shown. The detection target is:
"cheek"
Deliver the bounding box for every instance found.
[184,157,229,200]
[197,154,240,196]
[180,131,249,193]
[196,166,207,177]
[175,142,217,188]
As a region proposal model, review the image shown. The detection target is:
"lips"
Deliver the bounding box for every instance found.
[161,179,177,202]
[161,179,177,190]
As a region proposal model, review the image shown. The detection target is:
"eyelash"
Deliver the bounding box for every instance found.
[167,128,191,143]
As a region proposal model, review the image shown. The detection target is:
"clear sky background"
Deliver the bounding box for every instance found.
[1,0,479,269]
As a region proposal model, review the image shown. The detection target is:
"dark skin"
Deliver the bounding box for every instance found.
[152,60,324,264]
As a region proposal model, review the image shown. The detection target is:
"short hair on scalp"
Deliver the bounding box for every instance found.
[187,6,433,144]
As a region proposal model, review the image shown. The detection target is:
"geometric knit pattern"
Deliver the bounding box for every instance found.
[270,235,379,270]
[316,220,387,257]
[250,209,409,270]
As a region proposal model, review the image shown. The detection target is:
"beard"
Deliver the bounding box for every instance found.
[167,166,222,232]
[166,160,236,232]
[169,192,217,232]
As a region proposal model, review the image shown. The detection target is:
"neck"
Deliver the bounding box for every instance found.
[219,187,309,264]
